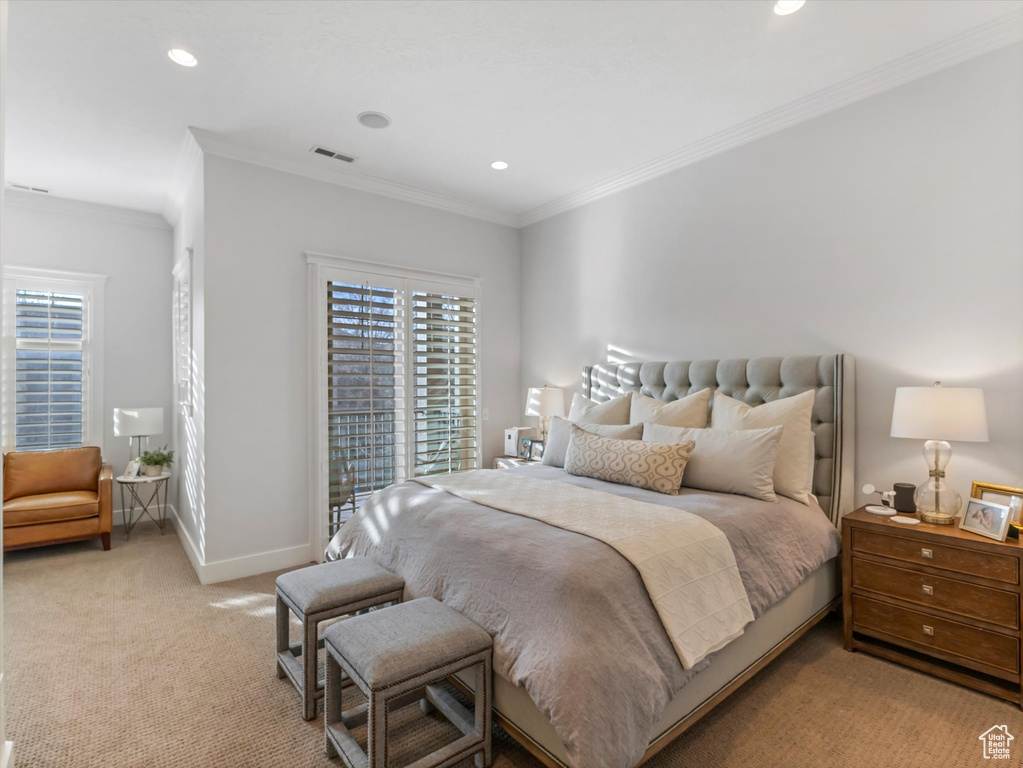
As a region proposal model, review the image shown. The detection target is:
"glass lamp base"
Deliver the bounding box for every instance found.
[914,476,961,525]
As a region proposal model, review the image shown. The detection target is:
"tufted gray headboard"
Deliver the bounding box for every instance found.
[581,355,855,526]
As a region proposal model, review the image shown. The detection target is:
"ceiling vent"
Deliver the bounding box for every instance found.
[310,146,356,163]
[7,183,50,194]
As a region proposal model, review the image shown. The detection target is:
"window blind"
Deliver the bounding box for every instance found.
[325,281,405,536]
[14,289,85,450]
[411,290,478,477]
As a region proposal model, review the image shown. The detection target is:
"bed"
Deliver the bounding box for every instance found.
[328,354,855,768]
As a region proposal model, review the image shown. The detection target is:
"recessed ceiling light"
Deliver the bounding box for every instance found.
[168,48,198,67]
[490,161,509,170]
[357,112,391,129]
[773,0,805,15]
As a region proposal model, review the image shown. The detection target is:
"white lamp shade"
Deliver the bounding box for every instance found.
[890,386,988,442]
[525,387,565,419]
[113,407,165,438]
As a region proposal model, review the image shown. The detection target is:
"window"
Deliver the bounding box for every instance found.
[2,268,105,452]
[311,257,480,544]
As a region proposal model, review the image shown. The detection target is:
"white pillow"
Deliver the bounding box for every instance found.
[710,390,815,504]
[542,417,643,468]
[643,423,783,502]
[567,392,631,425]
[630,389,710,428]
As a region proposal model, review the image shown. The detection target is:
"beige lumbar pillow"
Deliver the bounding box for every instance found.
[567,392,632,425]
[542,417,643,468]
[564,423,694,495]
[630,389,710,429]
[710,390,815,504]
[642,423,783,502]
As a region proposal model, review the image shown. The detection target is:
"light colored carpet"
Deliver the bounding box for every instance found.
[3,522,1018,767]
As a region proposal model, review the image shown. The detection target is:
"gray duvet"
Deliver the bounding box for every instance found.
[327,466,840,768]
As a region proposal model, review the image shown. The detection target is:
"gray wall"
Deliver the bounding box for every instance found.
[520,44,1023,507]
[3,198,175,487]
[201,155,521,565]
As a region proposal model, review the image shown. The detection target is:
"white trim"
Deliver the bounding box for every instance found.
[307,260,326,564]
[190,128,520,229]
[168,504,312,584]
[0,740,10,768]
[5,188,170,230]
[519,10,1023,226]
[3,265,108,285]
[305,252,481,290]
[168,503,204,579]
[1,267,106,454]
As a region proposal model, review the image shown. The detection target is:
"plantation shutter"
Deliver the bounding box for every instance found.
[13,289,86,450]
[410,286,479,477]
[325,279,405,535]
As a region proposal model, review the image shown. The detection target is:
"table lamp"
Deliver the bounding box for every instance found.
[525,386,564,443]
[890,382,988,524]
[113,407,165,459]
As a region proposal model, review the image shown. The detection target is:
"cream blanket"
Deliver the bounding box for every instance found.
[413,471,754,669]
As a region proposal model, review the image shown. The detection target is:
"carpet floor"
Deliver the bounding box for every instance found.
[3,522,1018,767]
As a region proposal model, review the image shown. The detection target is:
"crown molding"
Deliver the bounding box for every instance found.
[519,10,1023,227]
[187,128,520,229]
[6,188,171,230]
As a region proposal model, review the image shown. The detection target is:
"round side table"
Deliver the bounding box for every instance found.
[116,472,171,539]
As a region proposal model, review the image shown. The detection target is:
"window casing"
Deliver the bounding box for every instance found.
[310,256,481,547]
[2,268,105,452]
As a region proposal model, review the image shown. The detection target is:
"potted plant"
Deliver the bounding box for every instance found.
[139,445,175,477]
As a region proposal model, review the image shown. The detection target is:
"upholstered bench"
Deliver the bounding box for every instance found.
[323,597,493,768]
[275,558,404,720]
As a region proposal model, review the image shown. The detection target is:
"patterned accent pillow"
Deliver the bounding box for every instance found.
[564,424,695,495]
[541,417,643,468]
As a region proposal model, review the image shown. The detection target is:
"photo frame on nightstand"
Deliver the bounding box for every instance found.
[961,497,1011,542]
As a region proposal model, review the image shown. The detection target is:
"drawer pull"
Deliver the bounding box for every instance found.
[922,625,934,636]
[922,585,933,596]
[920,548,933,559]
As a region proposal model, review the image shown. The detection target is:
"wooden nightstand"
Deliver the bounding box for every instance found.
[843,507,1022,707]
[492,457,540,469]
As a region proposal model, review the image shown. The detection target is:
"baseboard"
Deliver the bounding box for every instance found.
[1,740,12,768]
[167,505,205,583]
[165,506,312,585]
[197,543,314,585]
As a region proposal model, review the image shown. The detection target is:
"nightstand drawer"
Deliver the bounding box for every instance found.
[853,596,1020,678]
[853,559,1019,630]
[852,529,1019,584]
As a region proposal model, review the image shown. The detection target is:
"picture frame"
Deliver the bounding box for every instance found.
[123,459,141,480]
[519,437,532,459]
[528,439,545,461]
[970,481,1023,508]
[960,497,1011,542]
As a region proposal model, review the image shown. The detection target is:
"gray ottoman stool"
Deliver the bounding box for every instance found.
[323,597,493,768]
[276,558,404,720]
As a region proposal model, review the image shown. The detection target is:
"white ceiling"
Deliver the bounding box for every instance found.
[6,0,1023,226]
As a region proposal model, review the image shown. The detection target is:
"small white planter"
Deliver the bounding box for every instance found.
[143,464,164,477]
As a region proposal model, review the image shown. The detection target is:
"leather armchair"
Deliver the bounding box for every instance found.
[3,447,113,551]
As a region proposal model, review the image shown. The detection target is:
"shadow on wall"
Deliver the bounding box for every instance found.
[181,347,206,559]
